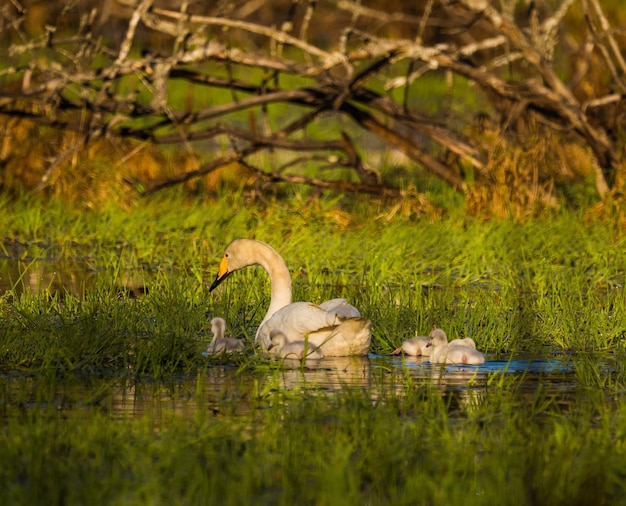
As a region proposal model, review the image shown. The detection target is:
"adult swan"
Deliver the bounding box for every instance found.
[209,239,372,356]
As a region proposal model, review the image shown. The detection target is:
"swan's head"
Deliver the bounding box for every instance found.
[209,239,277,292]
[426,328,448,348]
[209,252,232,291]
[209,239,249,291]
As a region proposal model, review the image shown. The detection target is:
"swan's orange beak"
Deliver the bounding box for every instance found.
[209,256,231,292]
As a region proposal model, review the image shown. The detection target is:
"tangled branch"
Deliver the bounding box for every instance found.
[0,0,624,200]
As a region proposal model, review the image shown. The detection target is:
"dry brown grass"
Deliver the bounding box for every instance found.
[464,129,596,219]
[0,115,255,207]
[374,184,443,222]
[0,114,610,218]
[585,173,626,230]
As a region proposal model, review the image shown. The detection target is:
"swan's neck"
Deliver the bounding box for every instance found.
[255,243,293,325]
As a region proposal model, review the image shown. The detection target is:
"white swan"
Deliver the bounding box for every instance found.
[268,330,324,359]
[427,328,485,365]
[206,317,245,355]
[392,336,431,356]
[209,239,371,356]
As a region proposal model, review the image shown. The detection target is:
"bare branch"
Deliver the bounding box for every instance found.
[1,0,625,202]
[581,0,626,93]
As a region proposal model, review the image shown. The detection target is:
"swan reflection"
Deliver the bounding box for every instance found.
[1,356,572,420]
[270,356,373,391]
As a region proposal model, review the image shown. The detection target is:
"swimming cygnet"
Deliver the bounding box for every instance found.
[268,330,324,360]
[206,317,245,355]
[392,336,431,357]
[427,328,485,365]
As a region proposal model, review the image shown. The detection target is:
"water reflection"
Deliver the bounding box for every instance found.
[270,356,372,391]
[271,354,498,394]
[0,355,578,421]
[0,258,147,298]
[388,355,577,412]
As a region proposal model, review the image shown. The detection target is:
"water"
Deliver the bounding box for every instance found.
[0,257,148,298]
[0,354,582,421]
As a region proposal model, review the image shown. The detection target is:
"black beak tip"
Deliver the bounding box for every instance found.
[209,272,230,292]
[209,278,220,292]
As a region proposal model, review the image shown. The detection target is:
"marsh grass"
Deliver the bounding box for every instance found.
[3,194,626,503]
[3,193,626,363]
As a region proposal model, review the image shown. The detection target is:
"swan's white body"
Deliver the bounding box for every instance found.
[210,239,371,356]
[448,337,477,349]
[392,336,431,356]
[206,317,245,354]
[268,330,324,359]
[427,329,485,365]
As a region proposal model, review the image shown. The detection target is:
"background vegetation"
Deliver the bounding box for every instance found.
[1,0,626,217]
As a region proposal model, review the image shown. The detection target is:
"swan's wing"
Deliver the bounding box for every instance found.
[207,338,244,354]
[448,338,477,349]
[223,338,245,352]
[256,302,343,348]
[393,336,429,356]
[442,345,485,365]
[318,298,361,318]
[409,336,432,356]
[307,317,372,356]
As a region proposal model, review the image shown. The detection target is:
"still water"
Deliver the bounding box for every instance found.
[0,256,148,298]
[0,354,579,421]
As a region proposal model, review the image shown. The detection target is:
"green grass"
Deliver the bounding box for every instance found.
[3,191,626,362]
[3,191,626,504]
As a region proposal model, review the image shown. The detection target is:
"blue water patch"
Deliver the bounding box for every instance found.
[471,359,571,374]
[376,353,572,374]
